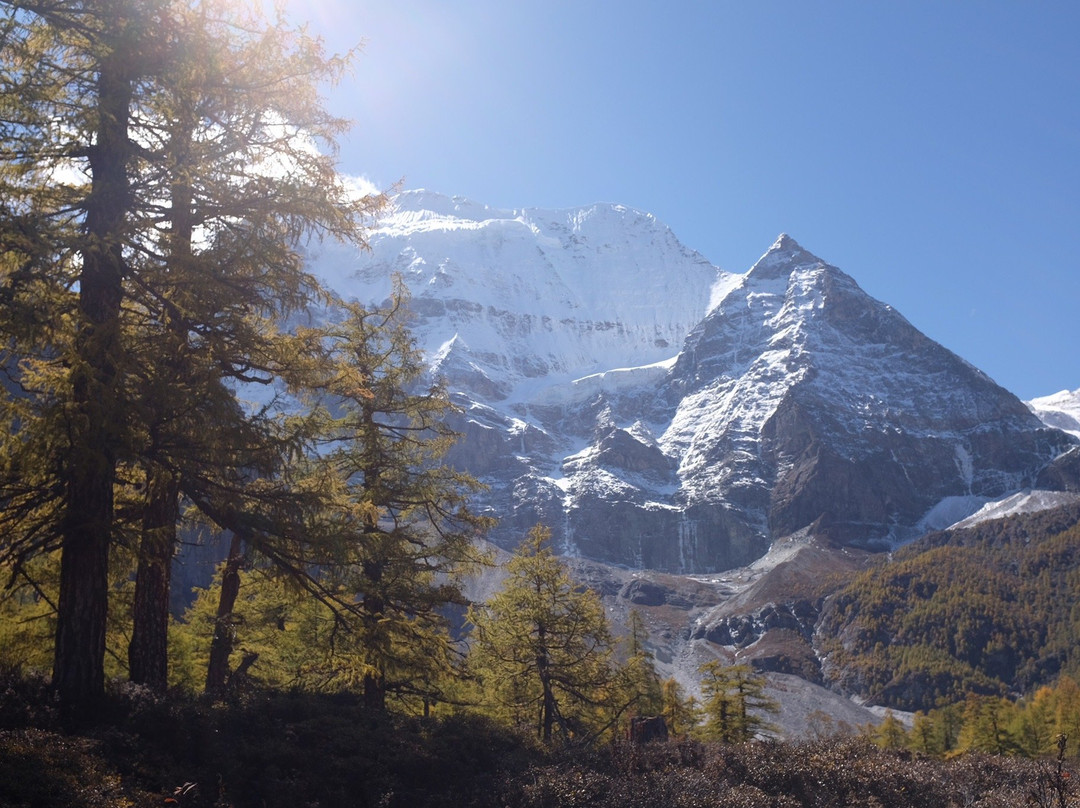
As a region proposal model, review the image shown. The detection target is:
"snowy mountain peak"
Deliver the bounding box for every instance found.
[1028,388,1080,439]
[318,191,724,403]
[745,233,827,282]
[312,193,1078,573]
[389,189,514,223]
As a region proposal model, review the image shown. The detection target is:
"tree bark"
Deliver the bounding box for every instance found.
[54,48,132,725]
[206,532,245,696]
[128,88,194,692]
[537,624,555,744]
[361,558,388,710]
[128,467,180,689]
[362,671,386,711]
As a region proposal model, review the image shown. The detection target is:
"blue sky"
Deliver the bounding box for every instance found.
[287,0,1080,400]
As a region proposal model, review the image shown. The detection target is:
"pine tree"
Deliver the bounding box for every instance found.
[698,661,778,743]
[165,290,490,703]
[934,701,966,755]
[957,694,1017,755]
[0,0,153,720]
[0,0,380,716]
[1052,675,1080,756]
[173,565,354,693]
[874,709,909,750]
[1014,685,1057,757]
[280,292,491,709]
[698,661,736,743]
[617,609,664,721]
[468,525,614,744]
[660,677,698,738]
[122,0,381,692]
[908,711,941,756]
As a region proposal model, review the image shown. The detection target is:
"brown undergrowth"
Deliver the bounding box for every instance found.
[0,672,1075,808]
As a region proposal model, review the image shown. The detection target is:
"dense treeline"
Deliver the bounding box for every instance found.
[0,0,510,727]
[0,0,373,721]
[0,516,776,745]
[869,675,1080,759]
[819,504,1080,711]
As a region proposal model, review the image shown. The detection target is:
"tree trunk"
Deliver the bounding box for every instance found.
[54,508,112,723]
[206,532,245,696]
[54,48,132,725]
[361,577,387,710]
[128,467,180,689]
[540,668,556,744]
[362,671,386,710]
[537,623,555,743]
[127,89,195,691]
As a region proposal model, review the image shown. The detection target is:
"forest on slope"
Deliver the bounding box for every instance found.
[819,502,1080,712]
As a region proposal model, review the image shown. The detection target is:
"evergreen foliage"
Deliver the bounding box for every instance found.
[697,661,779,743]
[614,609,664,722]
[0,0,492,722]
[0,0,381,720]
[867,674,1080,761]
[301,292,493,710]
[468,525,615,744]
[660,677,699,739]
[168,292,492,710]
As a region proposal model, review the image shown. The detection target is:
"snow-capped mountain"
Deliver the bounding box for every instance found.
[311,192,1078,574]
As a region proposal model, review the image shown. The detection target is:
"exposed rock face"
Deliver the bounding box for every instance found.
[313,195,1077,572]
[1036,446,1080,492]
[617,574,722,612]
[693,601,819,648]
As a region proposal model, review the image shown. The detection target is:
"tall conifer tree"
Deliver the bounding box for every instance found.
[0,0,380,715]
[468,525,614,744]
[698,661,778,743]
[307,292,491,709]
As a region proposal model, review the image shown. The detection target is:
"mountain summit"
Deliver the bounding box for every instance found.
[315,190,724,402]
[665,234,1070,551]
[311,193,1076,573]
